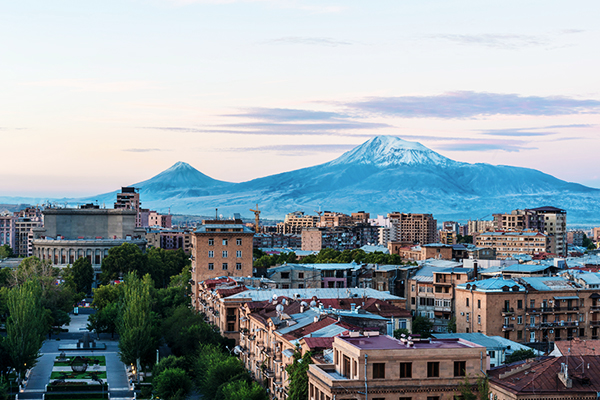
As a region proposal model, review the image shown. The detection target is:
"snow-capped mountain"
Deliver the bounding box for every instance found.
[2,136,599,224]
[328,136,459,167]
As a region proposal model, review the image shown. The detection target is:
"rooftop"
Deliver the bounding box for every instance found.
[457,277,525,292]
[339,334,481,351]
[224,287,403,302]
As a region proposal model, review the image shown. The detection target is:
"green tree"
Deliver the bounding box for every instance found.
[454,375,477,400]
[5,279,46,379]
[70,257,95,294]
[286,346,312,400]
[101,243,147,283]
[146,248,188,288]
[162,305,221,356]
[11,257,56,288]
[216,380,268,400]
[202,357,247,399]
[118,273,155,381]
[0,268,11,288]
[506,348,535,364]
[152,355,188,380]
[477,375,490,400]
[153,368,191,400]
[87,301,119,339]
[393,328,410,339]
[0,245,13,259]
[412,315,433,338]
[447,316,457,333]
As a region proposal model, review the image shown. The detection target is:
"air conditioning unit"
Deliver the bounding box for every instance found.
[512,317,516,320]
[549,330,554,333]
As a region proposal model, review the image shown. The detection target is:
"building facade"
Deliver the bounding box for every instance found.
[388,212,437,245]
[474,231,550,259]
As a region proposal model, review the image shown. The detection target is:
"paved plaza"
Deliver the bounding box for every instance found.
[19,314,134,400]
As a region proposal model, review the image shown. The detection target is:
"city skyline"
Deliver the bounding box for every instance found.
[1,0,599,196]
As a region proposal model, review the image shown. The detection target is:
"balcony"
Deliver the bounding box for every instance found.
[502,324,515,331]
[590,321,600,326]
[501,308,515,316]
[227,315,236,322]
[525,308,540,315]
[590,305,600,313]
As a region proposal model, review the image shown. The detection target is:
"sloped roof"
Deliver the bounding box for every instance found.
[553,338,600,356]
[456,277,524,292]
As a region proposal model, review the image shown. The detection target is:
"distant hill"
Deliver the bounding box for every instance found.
[2,136,600,224]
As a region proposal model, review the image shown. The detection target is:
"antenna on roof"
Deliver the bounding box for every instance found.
[215,208,218,220]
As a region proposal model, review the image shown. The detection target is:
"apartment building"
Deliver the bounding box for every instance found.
[409,266,473,333]
[455,276,600,343]
[114,187,141,227]
[276,211,319,235]
[253,233,302,249]
[190,219,254,296]
[493,207,567,256]
[468,219,494,235]
[318,211,353,228]
[301,225,378,252]
[308,333,486,400]
[475,231,550,259]
[388,212,437,245]
[567,230,585,246]
[145,228,191,253]
[265,264,322,289]
[0,212,15,249]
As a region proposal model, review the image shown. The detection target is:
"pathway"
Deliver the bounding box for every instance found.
[19,314,134,400]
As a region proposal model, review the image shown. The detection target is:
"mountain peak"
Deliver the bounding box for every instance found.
[329,135,457,167]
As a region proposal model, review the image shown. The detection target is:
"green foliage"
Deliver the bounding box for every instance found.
[152,356,188,381]
[506,348,535,364]
[70,257,95,294]
[12,257,57,287]
[285,347,312,400]
[101,243,147,284]
[447,316,457,333]
[477,375,490,400]
[0,245,12,259]
[118,273,156,373]
[454,375,477,400]
[412,315,433,338]
[202,357,247,399]
[257,248,406,267]
[146,248,189,288]
[5,279,46,379]
[152,368,191,400]
[87,302,119,338]
[216,380,268,400]
[456,235,474,244]
[162,304,222,357]
[0,268,11,288]
[393,328,410,339]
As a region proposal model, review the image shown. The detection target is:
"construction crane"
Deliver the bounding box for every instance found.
[314,210,323,217]
[250,204,261,233]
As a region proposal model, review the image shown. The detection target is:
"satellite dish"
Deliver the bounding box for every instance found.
[301,301,308,307]
[272,294,278,300]
[310,300,317,307]
[219,214,223,219]
[282,298,287,305]
[276,304,284,312]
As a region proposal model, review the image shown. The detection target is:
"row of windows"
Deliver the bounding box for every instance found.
[207,263,242,270]
[208,238,243,246]
[371,361,466,379]
[208,250,243,258]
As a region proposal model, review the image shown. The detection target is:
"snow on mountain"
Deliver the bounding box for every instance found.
[2,136,599,224]
[328,135,459,167]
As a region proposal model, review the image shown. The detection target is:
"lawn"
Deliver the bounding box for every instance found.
[53,356,106,367]
[50,372,107,380]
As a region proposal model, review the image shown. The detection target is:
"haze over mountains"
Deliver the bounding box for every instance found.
[3,136,599,224]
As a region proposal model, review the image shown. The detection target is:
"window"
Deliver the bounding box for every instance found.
[478,315,481,324]
[412,285,415,292]
[411,297,416,305]
[517,316,523,324]
[208,251,214,258]
[478,300,481,309]
[427,397,439,400]
[399,398,412,400]
[282,284,290,289]
[222,263,228,270]
[236,238,242,245]
[454,361,466,377]
[222,250,228,258]
[298,272,304,279]
[372,363,385,379]
[236,263,242,270]
[281,272,290,279]
[466,313,470,323]
[427,362,439,377]
[236,250,242,258]
[488,350,496,358]
[208,238,214,246]
[466,298,469,307]
[208,263,214,270]
[222,238,228,246]
[399,362,412,378]
[530,299,535,308]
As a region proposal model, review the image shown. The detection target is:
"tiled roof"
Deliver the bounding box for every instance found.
[302,337,335,350]
[216,286,247,297]
[489,356,600,395]
[553,338,600,356]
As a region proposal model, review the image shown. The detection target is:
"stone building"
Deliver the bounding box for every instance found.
[190,219,254,303]
[32,207,146,283]
[474,231,550,259]
[308,333,486,400]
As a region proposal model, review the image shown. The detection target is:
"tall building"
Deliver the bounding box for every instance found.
[388,212,437,245]
[474,231,550,259]
[276,211,319,234]
[467,219,494,235]
[0,212,15,249]
[493,207,567,256]
[190,219,254,309]
[114,187,142,227]
[14,207,43,257]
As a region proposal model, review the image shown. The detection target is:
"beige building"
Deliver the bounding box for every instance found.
[276,211,319,235]
[190,219,254,296]
[388,212,437,245]
[308,333,486,400]
[455,276,600,343]
[467,219,494,235]
[474,231,549,259]
[318,211,353,228]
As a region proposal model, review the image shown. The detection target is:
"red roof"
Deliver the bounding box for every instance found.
[216,286,247,297]
[489,356,600,395]
[554,338,600,356]
[302,337,335,351]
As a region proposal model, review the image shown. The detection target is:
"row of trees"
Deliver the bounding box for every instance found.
[100,244,188,288]
[254,248,415,268]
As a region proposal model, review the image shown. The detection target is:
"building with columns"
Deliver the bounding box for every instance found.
[32,207,146,284]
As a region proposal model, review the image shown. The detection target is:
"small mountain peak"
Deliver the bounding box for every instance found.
[168,161,194,170]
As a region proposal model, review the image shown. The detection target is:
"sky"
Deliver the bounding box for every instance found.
[1,0,599,197]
